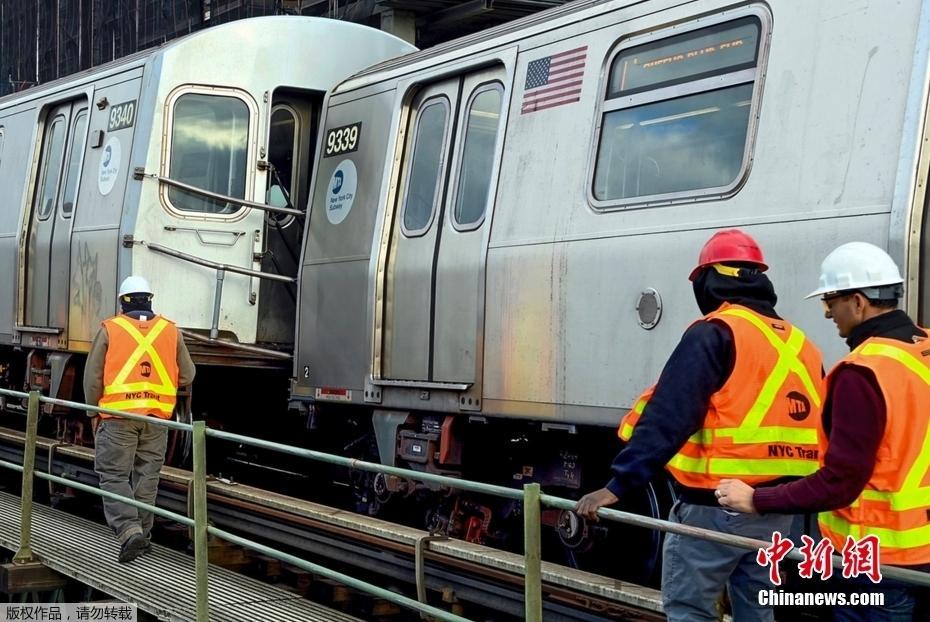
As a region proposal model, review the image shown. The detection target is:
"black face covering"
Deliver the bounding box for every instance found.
[692,265,779,317]
[120,295,153,316]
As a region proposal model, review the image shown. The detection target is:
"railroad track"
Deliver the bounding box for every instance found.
[0,426,664,622]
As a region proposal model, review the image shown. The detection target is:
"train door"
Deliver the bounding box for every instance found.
[23,99,88,336]
[383,78,459,381]
[382,67,505,383]
[432,72,504,383]
[257,88,321,344]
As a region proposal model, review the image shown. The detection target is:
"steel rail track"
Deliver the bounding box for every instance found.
[0,426,663,622]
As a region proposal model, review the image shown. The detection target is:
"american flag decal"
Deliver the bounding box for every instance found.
[521,45,588,114]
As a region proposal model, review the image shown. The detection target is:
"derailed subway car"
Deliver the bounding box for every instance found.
[294,0,930,579]
[0,18,414,443]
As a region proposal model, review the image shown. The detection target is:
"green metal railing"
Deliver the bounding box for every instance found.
[1,388,929,622]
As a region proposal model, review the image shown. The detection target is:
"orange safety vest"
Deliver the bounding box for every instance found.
[618,303,824,489]
[818,333,930,566]
[98,314,179,419]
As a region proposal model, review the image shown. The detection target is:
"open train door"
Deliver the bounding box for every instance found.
[20,99,88,347]
[380,65,507,390]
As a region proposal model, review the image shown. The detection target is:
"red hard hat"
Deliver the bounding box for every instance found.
[688,229,768,281]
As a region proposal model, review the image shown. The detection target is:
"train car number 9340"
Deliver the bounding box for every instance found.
[324,122,361,157]
[108,100,137,131]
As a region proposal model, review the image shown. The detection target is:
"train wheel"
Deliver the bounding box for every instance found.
[556,474,677,587]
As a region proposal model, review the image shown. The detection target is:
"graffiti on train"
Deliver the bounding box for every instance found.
[72,242,103,337]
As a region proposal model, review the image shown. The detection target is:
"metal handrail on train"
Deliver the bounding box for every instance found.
[131,240,295,349]
[1,389,929,622]
[179,328,292,361]
[130,167,301,349]
[132,168,304,218]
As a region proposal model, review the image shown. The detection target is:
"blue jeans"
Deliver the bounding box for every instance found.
[832,574,916,622]
[662,501,794,622]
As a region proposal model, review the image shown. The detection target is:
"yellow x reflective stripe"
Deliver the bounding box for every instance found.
[820,511,930,550]
[110,316,171,388]
[103,398,174,415]
[859,342,930,389]
[854,343,930,511]
[715,309,821,444]
[106,317,175,395]
[624,309,821,454]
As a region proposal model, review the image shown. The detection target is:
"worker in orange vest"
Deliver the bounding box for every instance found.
[576,229,824,622]
[716,242,930,620]
[84,275,195,563]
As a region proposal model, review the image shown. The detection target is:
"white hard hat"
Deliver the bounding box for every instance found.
[118,275,153,298]
[806,242,904,299]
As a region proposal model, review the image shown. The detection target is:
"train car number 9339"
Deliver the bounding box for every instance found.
[324,122,361,157]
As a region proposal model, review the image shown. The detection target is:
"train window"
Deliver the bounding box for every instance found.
[267,105,298,208]
[592,14,765,207]
[168,93,250,215]
[402,99,449,235]
[61,109,88,218]
[453,85,503,229]
[36,116,66,220]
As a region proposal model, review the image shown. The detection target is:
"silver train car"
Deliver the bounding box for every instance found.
[0,18,413,442]
[293,0,930,571]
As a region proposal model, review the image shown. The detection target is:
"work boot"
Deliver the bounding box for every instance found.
[118,533,148,563]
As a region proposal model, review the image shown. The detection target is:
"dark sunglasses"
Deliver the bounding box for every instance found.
[820,292,855,312]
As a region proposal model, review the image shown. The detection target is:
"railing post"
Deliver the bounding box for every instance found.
[192,420,210,622]
[13,391,40,563]
[523,482,542,622]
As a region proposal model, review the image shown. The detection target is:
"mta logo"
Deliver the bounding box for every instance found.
[786,391,811,421]
[331,170,344,194]
[140,361,152,378]
[103,146,112,167]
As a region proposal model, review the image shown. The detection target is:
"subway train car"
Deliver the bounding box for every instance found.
[0,18,414,448]
[293,0,930,578]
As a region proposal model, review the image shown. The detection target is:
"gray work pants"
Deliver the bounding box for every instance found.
[93,417,168,544]
[662,500,794,622]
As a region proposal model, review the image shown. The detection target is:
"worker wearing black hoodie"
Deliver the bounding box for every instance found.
[576,229,824,622]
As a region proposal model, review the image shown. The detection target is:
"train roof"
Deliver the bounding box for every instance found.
[0,16,406,109]
[335,0,608,92]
